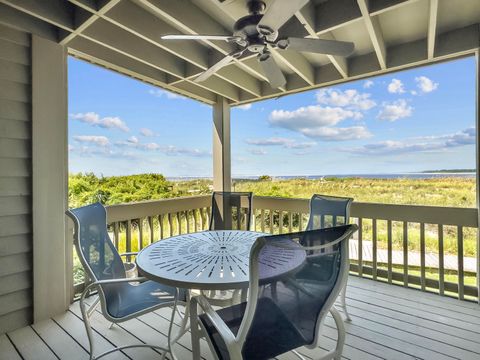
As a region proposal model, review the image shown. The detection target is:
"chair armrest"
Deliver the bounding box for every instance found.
[119,252,138,257]
[93,277,147,285]
[191,295,237,345]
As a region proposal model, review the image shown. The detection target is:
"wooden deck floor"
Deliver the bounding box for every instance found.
[2,276,480,360]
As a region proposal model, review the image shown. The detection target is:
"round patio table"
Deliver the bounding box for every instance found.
[136,230,306,291]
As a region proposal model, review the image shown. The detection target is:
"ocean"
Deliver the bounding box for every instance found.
[167,173,476,181]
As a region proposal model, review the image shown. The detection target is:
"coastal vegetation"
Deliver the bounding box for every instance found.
[70,173,477,287]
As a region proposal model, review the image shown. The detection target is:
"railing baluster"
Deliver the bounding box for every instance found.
[167,213,172,237]
[147,216,154,244]
[279,211,283,234]
[438,224,444,296]
[138,218,144,250]
[126,220,132,262]
[261,210,265,233]
[420,223,426,291]
[372,219,377,281]
[299,213,304,231]
[177,212,182,235]
[194,209,199,232]
[269,209,274,234]
[206,207,211,229]
[159,214,165,239]
[186,210,190,233]
[387,220,392,284]
[403,221,408,287]
[457,226,464,300]
[113,222,119,249]
[358,218,363,277]
[288,211,293,232]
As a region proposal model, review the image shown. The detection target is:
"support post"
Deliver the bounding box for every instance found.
[476,50,480,304]
[213,96,231,191]
[32,35,69,321]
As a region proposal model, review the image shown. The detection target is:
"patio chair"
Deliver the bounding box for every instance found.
[306,194,353,321]
[209,191,253,231]
[67,202,187,360]
[190,225,358,360]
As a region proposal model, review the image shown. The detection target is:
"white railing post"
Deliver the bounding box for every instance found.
[475,50,480,304]
[213,96,231,191]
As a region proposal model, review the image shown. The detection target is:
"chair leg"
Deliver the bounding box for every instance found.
[80,288,98,360]
[340,282,351,322]
[316,307,345,360]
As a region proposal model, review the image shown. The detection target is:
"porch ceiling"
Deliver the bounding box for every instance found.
[0,0,479,105]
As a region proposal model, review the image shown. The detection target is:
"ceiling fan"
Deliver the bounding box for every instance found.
[162,0,354,89]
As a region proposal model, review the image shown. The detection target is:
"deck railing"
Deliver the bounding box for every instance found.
[74,195,478,301]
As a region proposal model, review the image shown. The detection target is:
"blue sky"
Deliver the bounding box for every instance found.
[68,56,476,177]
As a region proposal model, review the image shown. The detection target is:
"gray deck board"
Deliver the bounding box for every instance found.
[2,276,480,360]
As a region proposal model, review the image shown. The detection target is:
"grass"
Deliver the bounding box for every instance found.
[71,175,478,286]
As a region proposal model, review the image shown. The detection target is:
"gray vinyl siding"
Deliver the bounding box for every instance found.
[0,24,32,334]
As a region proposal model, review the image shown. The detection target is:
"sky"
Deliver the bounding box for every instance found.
[68,56,476,177]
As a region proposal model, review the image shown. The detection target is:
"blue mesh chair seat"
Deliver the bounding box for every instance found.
[191,225,358,360]
[201,298,306,360]
[104,280,187,319]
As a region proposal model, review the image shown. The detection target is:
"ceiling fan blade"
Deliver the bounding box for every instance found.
[279,37,355,57]
[195,54,236,83]
[257,0,309,34]
[162,34,241,42]
[258,52,286,89]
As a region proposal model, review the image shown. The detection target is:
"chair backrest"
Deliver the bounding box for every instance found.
[209,191,253,231]
[66,202,126,284]
[306,194,353,230]
[238,225,358,353]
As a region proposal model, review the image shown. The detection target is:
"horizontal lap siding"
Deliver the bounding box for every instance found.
[0,24,32,334]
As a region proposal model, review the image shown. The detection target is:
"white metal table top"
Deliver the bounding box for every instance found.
[136,230,305,290]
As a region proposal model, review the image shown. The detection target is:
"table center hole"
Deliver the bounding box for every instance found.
[220,246,227,249]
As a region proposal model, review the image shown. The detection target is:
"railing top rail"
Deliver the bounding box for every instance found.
[104,194,478,228]
[253,196,478,227]
[106,195,211,223]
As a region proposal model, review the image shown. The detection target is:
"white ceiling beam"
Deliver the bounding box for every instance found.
[357,0,387,70]
[68,36,217,104]
[296,5,348,78]
[79,19,240,101]
[0,0,240,101]
[60,0,120,45]
[137,0,288,92]
[232,24,479,105]
[273,49,315,86]
[427,0,439,59]
[104,1,262,97]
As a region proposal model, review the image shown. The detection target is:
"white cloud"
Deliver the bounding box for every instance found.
[73,135,110,146]
[316,89,376,110]
[149,88,185,100]
[70,112,130,132]
[245,137,293,146]
[270,105,362,129]
[387,79,405,94]
[415,76,438,93]
[127,136,139,144]
[139,128,156,137]
[342,127,475,155]
[236,104,252,110]
[248,148,267,155]
[245,137,317,150]
[377,99,413,121]
[301,126,372,141]
[363,80,374,89]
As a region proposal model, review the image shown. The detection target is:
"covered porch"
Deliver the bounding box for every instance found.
[3,276,480,360]
[0,0,479,359]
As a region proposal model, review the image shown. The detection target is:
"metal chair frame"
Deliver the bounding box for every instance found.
[67,204,188,360]
[190,225,358,360]
[306,194,353,322]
